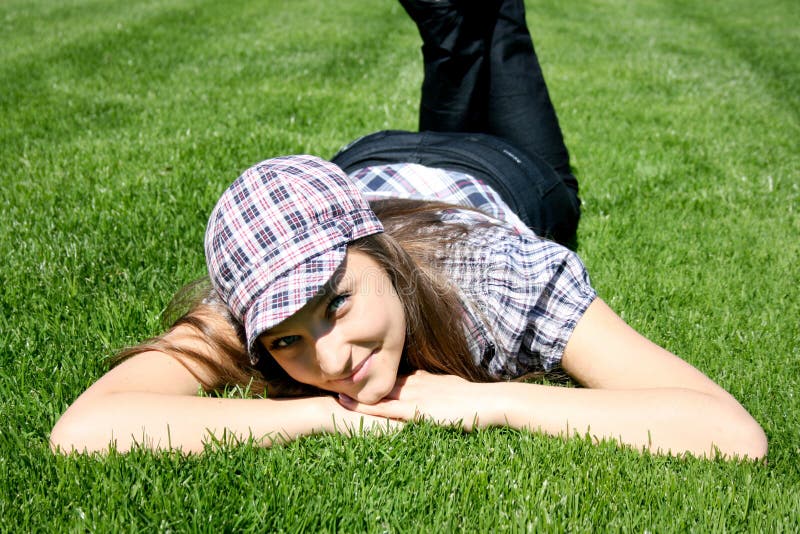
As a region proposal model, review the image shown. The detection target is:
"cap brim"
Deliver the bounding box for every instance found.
[243,243,347,359]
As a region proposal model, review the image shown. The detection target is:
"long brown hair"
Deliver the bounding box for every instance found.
[113,199,495,396]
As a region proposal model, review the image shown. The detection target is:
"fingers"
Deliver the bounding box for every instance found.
[385,370,434,399]
[337,393,417,421]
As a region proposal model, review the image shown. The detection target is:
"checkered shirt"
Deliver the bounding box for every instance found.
[349,163,597,377]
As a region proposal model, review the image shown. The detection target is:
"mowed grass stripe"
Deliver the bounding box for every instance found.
[1,0,798,530]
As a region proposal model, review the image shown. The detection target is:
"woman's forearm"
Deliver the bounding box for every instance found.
[50,392,387,454]
[483,382,767,459]
[338,367,766,460]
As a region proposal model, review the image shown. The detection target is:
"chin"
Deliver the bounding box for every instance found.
[355,383,392,405]
[353,391,383,406]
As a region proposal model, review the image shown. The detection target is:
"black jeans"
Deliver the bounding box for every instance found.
[332,0,580,248]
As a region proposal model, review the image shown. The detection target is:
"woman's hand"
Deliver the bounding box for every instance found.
[51,345,403,454]
[338,299,768,460]
[336,370,497,431]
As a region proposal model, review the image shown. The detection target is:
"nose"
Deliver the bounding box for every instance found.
[314,330,350,378]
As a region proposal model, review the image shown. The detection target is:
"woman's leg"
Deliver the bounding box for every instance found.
[398,0,492,133]
[334,0,581,247]
[487,0,574,184]
[400,0,575,189]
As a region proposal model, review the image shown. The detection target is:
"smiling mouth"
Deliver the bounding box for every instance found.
[335,349,378,384]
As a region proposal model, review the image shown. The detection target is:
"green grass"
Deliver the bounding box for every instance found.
[2,0,799,530]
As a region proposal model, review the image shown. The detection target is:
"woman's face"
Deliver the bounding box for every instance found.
[259,250,406,404]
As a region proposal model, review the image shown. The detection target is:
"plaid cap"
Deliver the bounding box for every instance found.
[204,155,384,362]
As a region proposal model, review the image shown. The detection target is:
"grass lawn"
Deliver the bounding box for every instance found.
[2,0,799,530]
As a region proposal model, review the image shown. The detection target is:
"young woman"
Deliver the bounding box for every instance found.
[50,0,767,458]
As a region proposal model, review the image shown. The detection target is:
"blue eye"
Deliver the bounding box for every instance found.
[271,335,300,350]
[327,293,349,314]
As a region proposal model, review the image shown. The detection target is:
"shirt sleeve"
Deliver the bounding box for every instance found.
[473,225,597,377]
[516,237,596,373]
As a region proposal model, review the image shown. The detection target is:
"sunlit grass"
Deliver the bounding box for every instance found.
[1,0,798,530]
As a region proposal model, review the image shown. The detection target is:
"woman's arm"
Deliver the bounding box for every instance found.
[51,328,396,454]
[339,298,767,459]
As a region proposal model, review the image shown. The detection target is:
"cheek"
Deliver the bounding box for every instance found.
[270,353,316,383]
[388,295,407,343]
[356,298,404,349]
